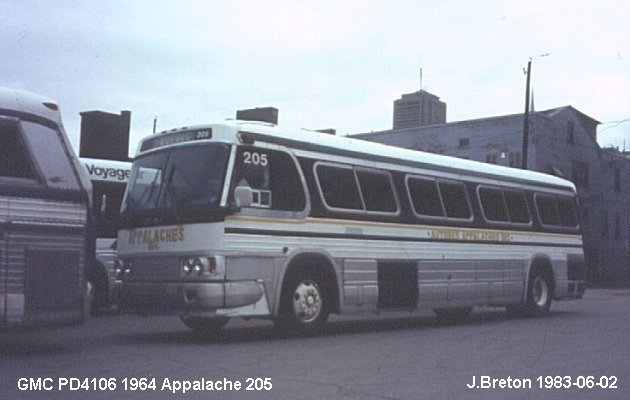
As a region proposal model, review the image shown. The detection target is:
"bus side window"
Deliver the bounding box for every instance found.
[557,197,578,227]
[535,194,561,226]
[268,151,305,211]
[233,148,306,212]
[478,187,509,222]
[356,169,398,213]
[505,190,531,224]
[438,180,472,219]
[315,164,363,210]
[406,176,444,217]
[20,121,80,190]
[0,121,38,180]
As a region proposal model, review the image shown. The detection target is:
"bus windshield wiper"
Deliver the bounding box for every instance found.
[164,165,183,224]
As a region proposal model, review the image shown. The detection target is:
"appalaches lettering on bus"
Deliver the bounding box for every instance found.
[128,227,185,250]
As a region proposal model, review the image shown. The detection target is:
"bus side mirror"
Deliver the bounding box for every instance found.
[234,186,253,208]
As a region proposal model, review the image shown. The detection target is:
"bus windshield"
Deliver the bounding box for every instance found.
[120,143,230,226]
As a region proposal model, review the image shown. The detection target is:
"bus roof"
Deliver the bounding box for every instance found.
[0,87,63,127]
[140,120,576,192]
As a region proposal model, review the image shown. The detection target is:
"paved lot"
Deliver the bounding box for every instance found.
[1,289,629,399]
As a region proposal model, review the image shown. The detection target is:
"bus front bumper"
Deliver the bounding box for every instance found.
[120,280,270,318]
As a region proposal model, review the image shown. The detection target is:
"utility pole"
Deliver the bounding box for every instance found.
[521,59,532,170]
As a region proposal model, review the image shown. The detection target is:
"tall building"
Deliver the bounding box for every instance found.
[355,102,630,284]
[393,90,446,129]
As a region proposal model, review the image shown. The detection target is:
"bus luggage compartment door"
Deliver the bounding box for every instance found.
[377,261,418,309]
[7,215,85,325]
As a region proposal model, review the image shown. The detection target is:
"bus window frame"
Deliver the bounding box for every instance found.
[476,185,533,227]
[503,188,533,226]
[404,174,447,221]
[355,166,401,216]
[314,161,364,213]
[314,161,401,218]
[405,174,474,223]
[229,144,311,220]
[556,196,580,228]
[0,117,45,188]
[20,120,83,192]
[435,178,474,222]
[533,192,580,231]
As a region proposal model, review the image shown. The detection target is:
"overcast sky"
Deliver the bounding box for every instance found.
[3,0,629,155]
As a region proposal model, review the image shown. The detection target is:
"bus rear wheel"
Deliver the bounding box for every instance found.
[275,272,330,334]
[525,270,553,316]
[180,316,229,334]
[508,269,553,317]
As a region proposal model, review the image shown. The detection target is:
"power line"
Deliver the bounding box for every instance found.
[599,118,630,132]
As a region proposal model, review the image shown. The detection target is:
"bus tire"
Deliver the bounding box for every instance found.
[90,264,110,316]
[524,268,553,316]
[181,316,229,334]
[83,280,94,320]
[433,307,472,322]
[275,270,330,334]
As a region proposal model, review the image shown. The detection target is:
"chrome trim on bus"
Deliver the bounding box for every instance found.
[220,144,238,208]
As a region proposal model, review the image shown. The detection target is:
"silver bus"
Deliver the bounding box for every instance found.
[81,157,130,313]
[117,121,585,333]
[0,88,92,329]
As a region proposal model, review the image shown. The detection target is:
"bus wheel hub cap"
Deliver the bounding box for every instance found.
[292,281,321,322]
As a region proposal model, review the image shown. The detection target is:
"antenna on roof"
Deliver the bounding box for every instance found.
[419,68,423,91]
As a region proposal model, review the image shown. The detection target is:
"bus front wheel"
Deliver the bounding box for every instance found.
[275,272,330,334]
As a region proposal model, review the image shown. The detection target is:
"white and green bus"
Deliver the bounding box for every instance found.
[117,120,585,333]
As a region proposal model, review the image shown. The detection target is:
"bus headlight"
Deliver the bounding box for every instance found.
[115,259,131,279]
[192,259,204,275]
[114,259,124,278]
[180,256,222,277]
[181,258,194,275]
